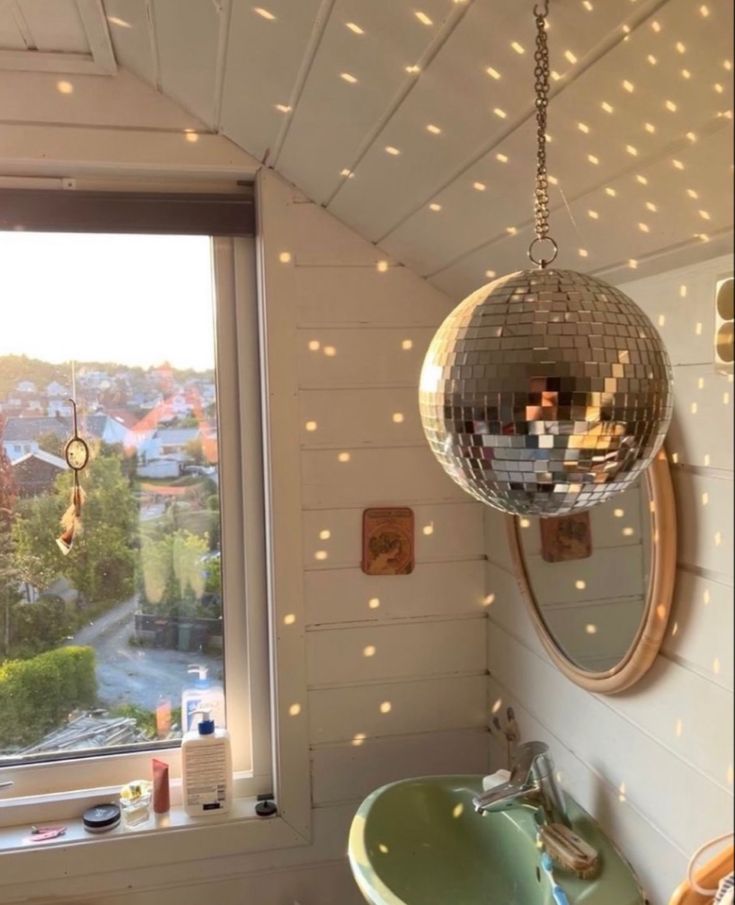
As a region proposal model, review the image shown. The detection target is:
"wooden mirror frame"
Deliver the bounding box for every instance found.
[506,449,677,694]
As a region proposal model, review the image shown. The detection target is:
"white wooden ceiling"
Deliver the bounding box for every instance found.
[0,0,115,73]
[6,0,734,297]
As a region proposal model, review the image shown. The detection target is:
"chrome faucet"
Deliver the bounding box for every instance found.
[473,741,570,827]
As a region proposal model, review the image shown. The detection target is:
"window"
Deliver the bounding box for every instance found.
[0,189,272,810]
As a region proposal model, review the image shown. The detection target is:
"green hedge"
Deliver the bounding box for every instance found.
[0,646,96,747]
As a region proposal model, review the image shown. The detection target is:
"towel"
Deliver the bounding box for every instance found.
[715,873,734,905]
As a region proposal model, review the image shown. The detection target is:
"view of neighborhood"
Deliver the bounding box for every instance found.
[0,354,225,758]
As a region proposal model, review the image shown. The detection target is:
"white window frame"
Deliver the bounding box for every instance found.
[0,172,312,893]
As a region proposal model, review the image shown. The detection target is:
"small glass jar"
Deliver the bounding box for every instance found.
[119,780,153,829]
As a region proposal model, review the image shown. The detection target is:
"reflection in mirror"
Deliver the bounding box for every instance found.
[516,478,652,673]
[508,451,676,693]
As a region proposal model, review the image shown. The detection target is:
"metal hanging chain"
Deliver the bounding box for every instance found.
[528,0,559,268]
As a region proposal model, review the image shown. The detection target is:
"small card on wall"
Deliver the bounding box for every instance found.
[362,507,415,575]
[539,511,592,563]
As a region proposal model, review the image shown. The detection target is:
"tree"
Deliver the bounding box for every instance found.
[12,448,137,610]
[37,430,66,459]
[139,529,208,618]
[0,416,22,658]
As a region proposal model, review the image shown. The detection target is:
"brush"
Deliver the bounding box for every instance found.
[540,822,601,880]
[540,851,571,905]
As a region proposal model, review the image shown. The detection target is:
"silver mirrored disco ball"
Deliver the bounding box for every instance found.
[419,268,673,517]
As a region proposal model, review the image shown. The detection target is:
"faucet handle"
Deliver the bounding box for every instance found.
[510,741,550,784]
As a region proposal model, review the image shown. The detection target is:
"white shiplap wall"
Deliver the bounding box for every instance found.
[484,253,734,905]
[258,171,491,820]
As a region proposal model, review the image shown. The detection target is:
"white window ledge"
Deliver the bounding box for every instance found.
[0,788,309,893]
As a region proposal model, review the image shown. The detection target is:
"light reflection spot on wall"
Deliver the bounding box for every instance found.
[363,645,376,657]
[352,733,366,746]
[289,703,301,716]
[56,80,74,94]
[656,604,666,621]
[671,621,679,637]
[704,454,711,466]
[422,523,434,536]
[279,251,292,263]
[690,402,698,414]
[614,508,624,518]
[622,527,634,537]
[368,597,381,610]
[585,624,598,635]
[377,260,389,272]
[392,412,405,423]
[314,550,328,561]
[319,529,331,540]
[378,843,389,854]
[283,614,296,626]
[305,420,318,432]
[323,345,337,357]
[724,393,731,405]
[402,339,413,350]
[618,782,626,803]
[483,593,496,607]
[491,698,503,714]
[675,719,683,738]
[308,340,320,351]
[452,802,464,818]
[702,492,709,506]
[657,315,665,327]
[727,765,734,785]
[338,451,351,462]
[703,589,711,605]
[714,531,722,546]
[520,518,531,528]
[380,701,392,714]
[575,579,587,590]
[713,658,721,675]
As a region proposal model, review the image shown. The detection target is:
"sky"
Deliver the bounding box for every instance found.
[1,232,216,372]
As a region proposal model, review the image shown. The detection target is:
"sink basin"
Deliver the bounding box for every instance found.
[349,775,645,905]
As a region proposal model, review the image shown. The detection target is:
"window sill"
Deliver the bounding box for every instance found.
[0,791,310,894]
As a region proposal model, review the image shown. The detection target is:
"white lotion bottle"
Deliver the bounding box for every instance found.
[181,709,232,817]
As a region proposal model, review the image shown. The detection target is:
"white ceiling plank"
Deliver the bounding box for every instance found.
[17,0,89,52]
[0,6,26,48]
[0,67,203,130]
[276,0,464,204]
[219,0,324,164]
[427,123,734,300]
[326,0,667,244]
[379,0,733,278]
[102,0,158,87]
[0,48,103,72]
[76,0,116,73]
[151,0,222,128]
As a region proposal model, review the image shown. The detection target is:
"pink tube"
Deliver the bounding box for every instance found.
[152,758,170,814]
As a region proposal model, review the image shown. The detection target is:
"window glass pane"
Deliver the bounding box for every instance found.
[0,232,227,763]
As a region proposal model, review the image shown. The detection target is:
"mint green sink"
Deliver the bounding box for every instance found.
[349,775,645,905]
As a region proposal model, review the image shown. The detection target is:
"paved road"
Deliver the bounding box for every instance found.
[68,596,223,714]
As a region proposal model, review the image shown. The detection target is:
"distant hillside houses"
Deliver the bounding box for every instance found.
[10,449,67,497]
[2,414,132,461]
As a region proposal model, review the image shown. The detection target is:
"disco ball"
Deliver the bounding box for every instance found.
[419,268,673,517]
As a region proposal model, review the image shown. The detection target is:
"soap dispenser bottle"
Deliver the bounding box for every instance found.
[181,709,232,817]
[181,664,225,734]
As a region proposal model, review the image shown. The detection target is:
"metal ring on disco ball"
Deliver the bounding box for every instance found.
[419,268,673,518]
[528,236,558,268]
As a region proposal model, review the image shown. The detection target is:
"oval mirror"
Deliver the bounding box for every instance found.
[506,451,676,694]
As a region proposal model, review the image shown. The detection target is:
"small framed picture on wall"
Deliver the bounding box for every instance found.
[362,507,415,575]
